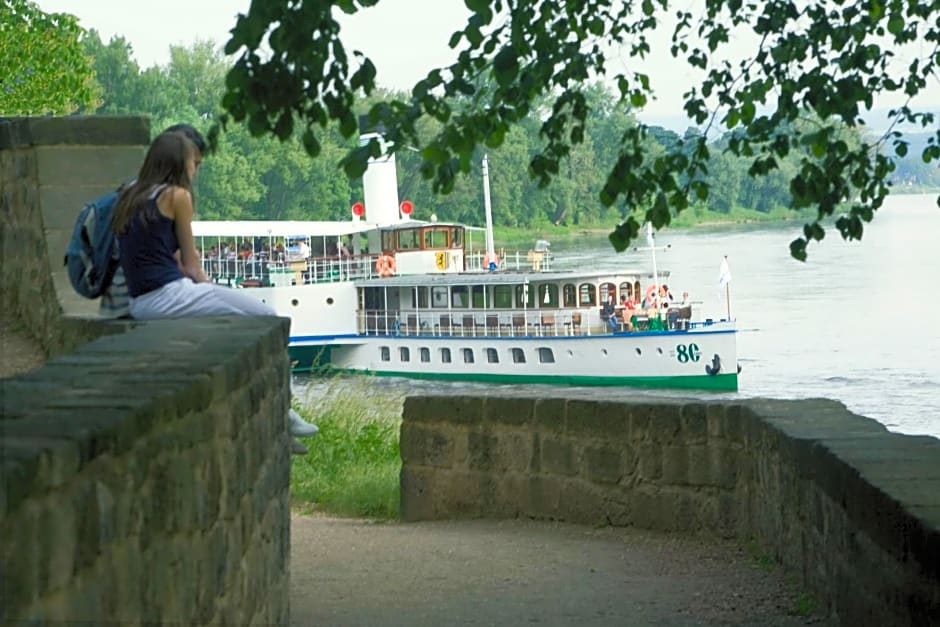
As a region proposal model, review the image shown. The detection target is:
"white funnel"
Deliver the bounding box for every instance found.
[360,127,402,224]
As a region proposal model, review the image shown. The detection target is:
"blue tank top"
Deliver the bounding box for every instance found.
[118,186,184,297]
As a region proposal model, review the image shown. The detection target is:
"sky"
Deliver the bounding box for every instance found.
[33,0,940,131]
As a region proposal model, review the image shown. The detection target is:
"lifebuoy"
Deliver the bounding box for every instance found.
[483,252,499,270]
[645,284,659,307]
[375,254,396,277]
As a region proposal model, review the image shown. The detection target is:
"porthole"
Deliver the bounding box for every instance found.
[326,297,334,305]
[291,298,299,306]
[657,347,663,355]
[602,348,608,356]
[635,347,642,355]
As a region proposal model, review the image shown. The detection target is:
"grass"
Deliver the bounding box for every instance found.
[289,375,405,519]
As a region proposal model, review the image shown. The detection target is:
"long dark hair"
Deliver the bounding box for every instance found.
[112,131,196,235]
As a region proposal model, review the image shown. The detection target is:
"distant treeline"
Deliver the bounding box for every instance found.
[82,32,939,228]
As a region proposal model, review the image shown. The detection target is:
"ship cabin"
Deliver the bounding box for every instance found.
[355,269,674,338]
[192,219,551,287]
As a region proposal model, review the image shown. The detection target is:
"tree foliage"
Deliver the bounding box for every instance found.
[219,0,940,259]
[0,0,100,115]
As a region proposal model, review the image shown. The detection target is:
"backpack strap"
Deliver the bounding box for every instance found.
[148,183,169,200]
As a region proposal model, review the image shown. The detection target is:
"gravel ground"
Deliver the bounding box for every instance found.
[291,515,829,627]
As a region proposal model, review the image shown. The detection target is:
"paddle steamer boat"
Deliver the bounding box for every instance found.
[192,144,738,391]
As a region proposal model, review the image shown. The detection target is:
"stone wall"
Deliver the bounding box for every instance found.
[400,391,939,626]
[0,116,150,356]
[0,315,292,625]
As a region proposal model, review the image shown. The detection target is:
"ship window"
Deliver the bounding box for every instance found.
[471,285,485,308]
[620,282,634,300]
[511,348,526,364]
[417,286,429,308]
[451,285,469,308]
[420,347,430,362]
[462,348,474,363]
[538,347,555,363]
[424,228,449,248]
[493,285,513,308]
[486,348,499,363]
[381,231,394,251]
[380,346,390,361]
[440,348,452,363]
[600,282,616,303]
[579,283,597,306]
[399,347,410,362]
[431,286,449,308]
[563,283,577,307]
[451,227,463,249]
[398,229,420,250]
[538,284,558,307]
[515,284,535,308]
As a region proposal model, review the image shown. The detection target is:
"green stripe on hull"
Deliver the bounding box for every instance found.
[289,346,738,391]
[289,345,332,372]
[322,367,738,392]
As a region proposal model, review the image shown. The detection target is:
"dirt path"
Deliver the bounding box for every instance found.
[290,515,825,626]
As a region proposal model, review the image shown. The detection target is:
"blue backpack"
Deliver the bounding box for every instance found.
[64,188,122,299]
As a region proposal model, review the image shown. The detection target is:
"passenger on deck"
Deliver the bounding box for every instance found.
[602,294,618,331]
[619,294,636,331]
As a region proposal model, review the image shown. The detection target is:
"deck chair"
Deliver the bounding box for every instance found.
[485,314,500,336]
[439,315,453,335]
[539,312,556,336]
[463,314,476,336]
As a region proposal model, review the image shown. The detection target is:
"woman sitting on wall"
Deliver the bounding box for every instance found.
[111,129,318,454]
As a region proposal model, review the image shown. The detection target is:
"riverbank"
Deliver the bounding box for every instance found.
[491,189,940,249]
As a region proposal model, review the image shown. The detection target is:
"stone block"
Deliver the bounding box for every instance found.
[647,404,682,444]
[566,399,629,440]
[493,473,527,517]
[0,501,39,620]
[661,445,690,485]
[527,475,562,518]
[627,402,657,441]
[400,467,435,521]
[582,444,623,484]
[403,394,483,425]
[36,145,144,188]
[400,423,454,468]
[559,479,609,524]
[0,116,149,149]
[679,402,708,443]
[636,442,662,481]
[705,445,739,489]
[533,396,566,433]
[483,396,535,426]
[540,437,578,477]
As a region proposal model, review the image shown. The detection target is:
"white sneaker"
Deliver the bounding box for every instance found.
[289,409,319,437]
[290,437,309,456]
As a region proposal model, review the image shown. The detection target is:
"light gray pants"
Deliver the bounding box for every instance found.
[128,278,276,319]
[129,278,312,441]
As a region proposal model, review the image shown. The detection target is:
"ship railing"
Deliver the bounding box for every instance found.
[202,253,381,286]
[357,307,729,337]
[357,308,593,337]
[465,249,555,272]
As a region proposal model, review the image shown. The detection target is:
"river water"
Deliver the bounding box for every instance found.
[297,193,940,438]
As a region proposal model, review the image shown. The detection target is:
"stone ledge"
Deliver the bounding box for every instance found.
[0,316,289,517]
[0,116,150,150]
[400,391,940,625]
